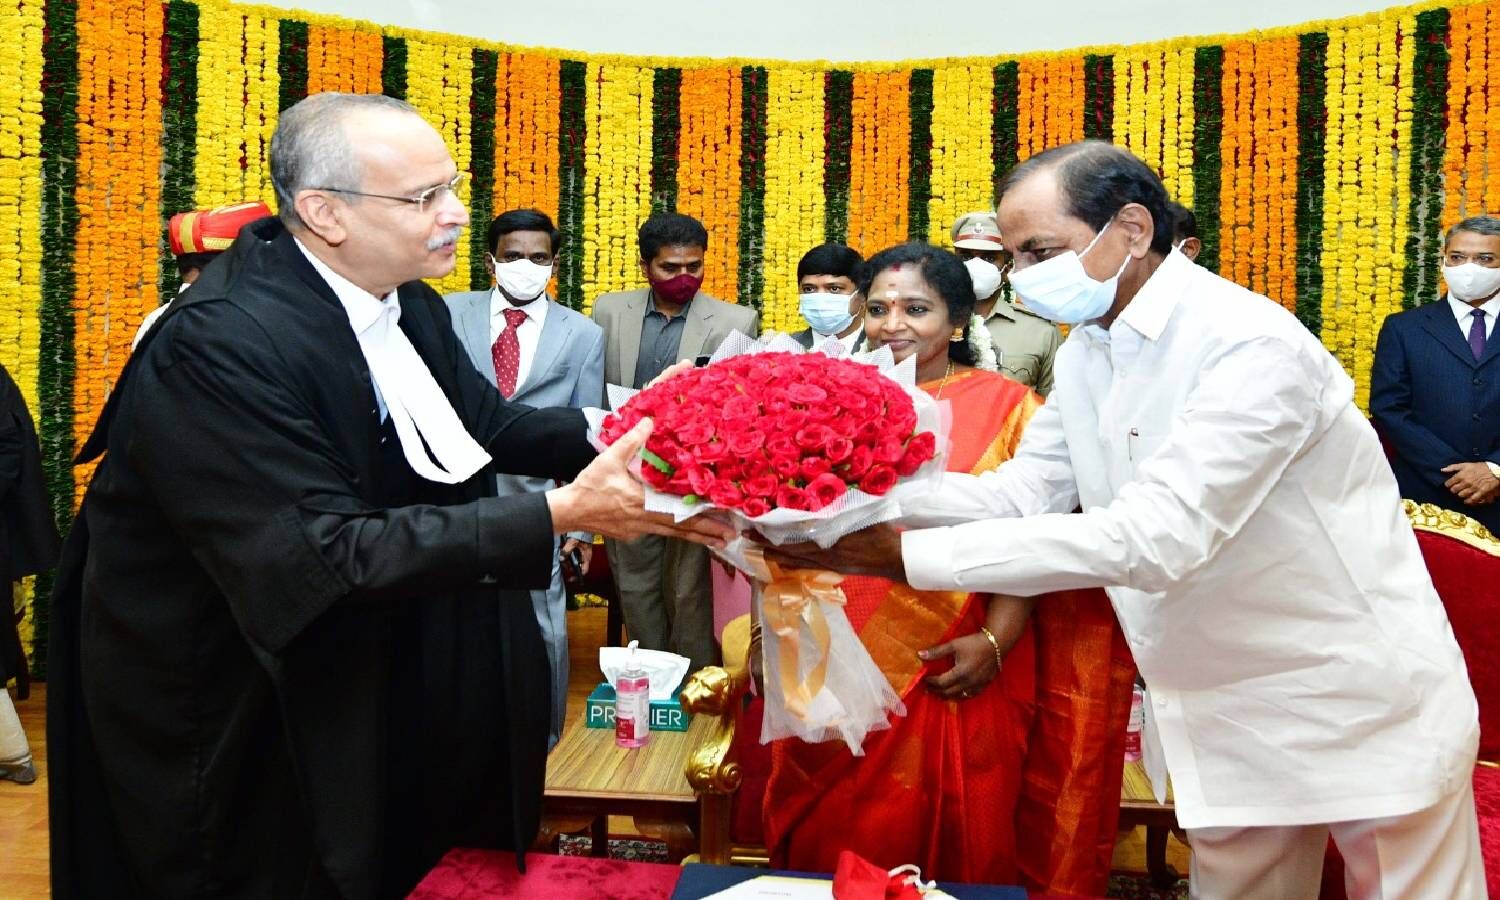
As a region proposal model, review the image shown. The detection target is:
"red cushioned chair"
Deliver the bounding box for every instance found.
[1323,501,1500,898]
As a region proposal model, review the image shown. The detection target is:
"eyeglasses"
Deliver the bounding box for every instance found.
[315,172,468,214]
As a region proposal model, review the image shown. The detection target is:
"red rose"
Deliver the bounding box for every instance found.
[825,437,854,463]
[893,432,936,476]
[687,467,717,496]
[726,428,766,455]
[806,473,847,510]
[845,445,874,479]
[765,433,799,459]
[778,409,810,433]
[796,425,833,451]
[874,438,906,464]
[709,483,745,509]
[742,497,772,517]
[799,456,832,480]
[854,420,883,443]
[667,467,695,494]
[723,394,758,420]
[775,485,812,511]
[694,441,731,464]
[771,454,801,478]
[887,405,917,436]
[744,473,779,498]
[858,465,899,495]
[787,383,828,404]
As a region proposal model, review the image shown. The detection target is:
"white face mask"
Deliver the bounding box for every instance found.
[798,292,857,336]
[492,256,553,303]
[1443,262,1500,303]
[1007,219,1132,325]
[963,257,1004,301]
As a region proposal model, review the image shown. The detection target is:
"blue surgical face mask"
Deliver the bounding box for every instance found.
[1007,219,1132,325]
[799,292,857,335]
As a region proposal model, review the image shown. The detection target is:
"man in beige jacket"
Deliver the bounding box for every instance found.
[591,213,759,672]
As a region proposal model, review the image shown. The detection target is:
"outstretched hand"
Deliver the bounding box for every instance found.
[547,418,735,547]
[753,523,906,580]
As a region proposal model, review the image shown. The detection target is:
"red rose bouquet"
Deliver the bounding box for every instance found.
[595,332,950,754]
[597,352,938,520]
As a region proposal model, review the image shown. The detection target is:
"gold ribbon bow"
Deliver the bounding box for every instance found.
[743,545,847,722]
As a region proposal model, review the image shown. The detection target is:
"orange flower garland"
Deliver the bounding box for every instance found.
[1218,41,1246,291]
[847,71,909,256]
[676,66,743,302]
[495,52,561,218]
[1017,57,1044,160]
[72,0,164,502]
[1463,7,1487,221]
[1487,2,1500,213]
[1441,5,1475,229]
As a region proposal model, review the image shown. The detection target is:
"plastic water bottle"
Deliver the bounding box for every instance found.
[615,641,651,749]
[1124,683,1144,762]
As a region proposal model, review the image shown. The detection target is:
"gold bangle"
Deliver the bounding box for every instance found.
[978,626,1003,671]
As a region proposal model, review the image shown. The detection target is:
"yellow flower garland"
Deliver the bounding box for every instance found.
[0,0,44,412]
[761,68,825,334]
[404,39,473,296]
[582,63,653,314]
[926,64,995,246]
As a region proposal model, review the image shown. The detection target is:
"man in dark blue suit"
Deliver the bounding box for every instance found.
[1372,214,1500,534]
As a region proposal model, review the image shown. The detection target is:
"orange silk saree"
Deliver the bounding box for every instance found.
[763,369,1135,894]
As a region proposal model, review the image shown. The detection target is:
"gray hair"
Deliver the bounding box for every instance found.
[269,92,420,230]
[1447,214,1500,244]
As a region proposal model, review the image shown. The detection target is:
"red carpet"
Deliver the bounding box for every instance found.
[409,849,684,899]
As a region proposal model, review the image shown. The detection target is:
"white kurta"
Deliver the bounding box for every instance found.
[902,250,1479,830]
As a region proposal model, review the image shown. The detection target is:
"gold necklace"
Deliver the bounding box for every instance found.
[934,360,956,399]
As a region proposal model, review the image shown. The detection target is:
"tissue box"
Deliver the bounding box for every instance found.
[584,683,692,732]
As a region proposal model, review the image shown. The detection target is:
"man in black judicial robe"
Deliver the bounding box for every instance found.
[47,93,728,899]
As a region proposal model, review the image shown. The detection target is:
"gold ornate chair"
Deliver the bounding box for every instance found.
[678,614,768,865]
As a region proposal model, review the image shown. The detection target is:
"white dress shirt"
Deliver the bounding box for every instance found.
[1447,292,1500,340]
[902,250,1478,829]
[295,239,491,484]
[489,288,550,391]
[808,319,864,355]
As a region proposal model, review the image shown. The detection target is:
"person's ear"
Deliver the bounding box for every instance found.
[483,251,497,279]
[1114,202,1156,258]
[296,191,348,246]
[1182,237,1203,261]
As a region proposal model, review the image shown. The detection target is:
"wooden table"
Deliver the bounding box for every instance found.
[538,706,716,862]
[1119,759,1181,889]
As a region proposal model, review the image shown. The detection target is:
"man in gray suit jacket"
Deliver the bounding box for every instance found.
[591,213,758,672]
[789,242,867,353]
[447,209,605,749]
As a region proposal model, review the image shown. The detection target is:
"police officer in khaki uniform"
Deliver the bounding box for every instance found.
[952,211,1063,396]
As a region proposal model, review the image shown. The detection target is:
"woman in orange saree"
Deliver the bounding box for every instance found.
[763,243,1134,893]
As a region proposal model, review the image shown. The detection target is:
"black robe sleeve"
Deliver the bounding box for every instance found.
[121,300,562,656]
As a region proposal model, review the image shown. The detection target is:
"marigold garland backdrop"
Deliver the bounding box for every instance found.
[6,0,1500,669]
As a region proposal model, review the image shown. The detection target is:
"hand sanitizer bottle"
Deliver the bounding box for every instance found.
[615,640,651,749]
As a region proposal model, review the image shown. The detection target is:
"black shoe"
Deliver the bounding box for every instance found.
[0,760,36,784]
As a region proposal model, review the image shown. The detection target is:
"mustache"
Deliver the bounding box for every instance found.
[426,226,464,251]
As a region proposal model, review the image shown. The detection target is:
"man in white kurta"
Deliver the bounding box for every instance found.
[769,141,1484,898]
